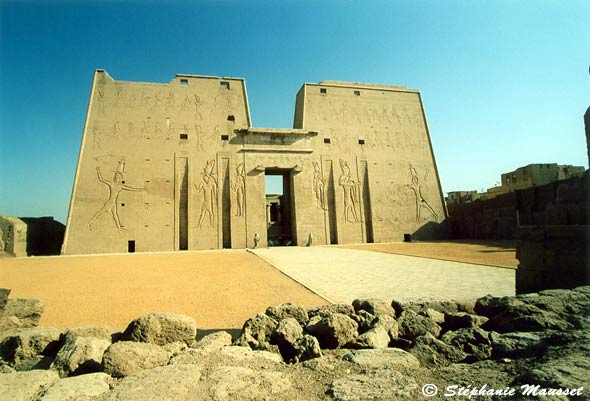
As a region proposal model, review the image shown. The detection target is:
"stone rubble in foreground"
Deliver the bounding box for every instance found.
[0,286,589,401]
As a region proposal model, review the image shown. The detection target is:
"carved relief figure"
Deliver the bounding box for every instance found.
[402,164,438,223]
[195,160,218,227]
[193,94,203,120]
[92,124,102,150]
[312,162,327,210]
[194,124,204,151]
[154,122,162,139]
[232,163,245,217]
[113,121,120,137]
[338,159,360,223]
[97,88,105,114]
[88,157,143,231]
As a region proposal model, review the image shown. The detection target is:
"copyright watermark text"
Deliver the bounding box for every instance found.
[421,383,585,398]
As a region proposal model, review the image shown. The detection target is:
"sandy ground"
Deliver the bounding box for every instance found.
[0,250,327,332]
[341,240,518,269]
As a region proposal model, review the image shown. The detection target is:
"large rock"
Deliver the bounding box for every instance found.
[305,313,358,349]
[291,334,322,363]
[266,304,309,326]
[98,363,204,401]
[60,326,113,343]
[441,327,494,361]
[0,298,45,330]
[410,333,466,367]
[330,370,418,401]
[371,315,399,339]
[122,312,197,346]
[234,313,278,349]
[102,341,171,377]
[0,369,59,401]
[207,366,293,401]
[352,298,395,318]
[343,348,420,370]
[398,310,441,341]
[0,327,60,370]
[354,326,390,349]
[474,295,524,318]
[443,312,488,331]
[50,336,111,377]
[484,303,568,333]
[219,345,284,364]
[270,318,303,362]
[37,372,112,401]
[307,304,355,319]
[195,331,232,352]
[491,332,547,358]
[0,288,9,311]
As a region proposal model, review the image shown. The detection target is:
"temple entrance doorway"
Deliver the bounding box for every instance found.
[264,169,295,246]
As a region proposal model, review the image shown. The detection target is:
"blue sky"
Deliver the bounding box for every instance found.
[1,0,588,224]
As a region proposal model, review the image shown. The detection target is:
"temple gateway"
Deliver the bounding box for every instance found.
[62,70,446,254]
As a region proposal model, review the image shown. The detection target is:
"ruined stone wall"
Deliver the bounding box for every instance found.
[448,173,588,240]
[0,216,63,257]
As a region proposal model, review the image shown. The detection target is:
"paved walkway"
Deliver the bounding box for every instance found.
[252,247,515,304]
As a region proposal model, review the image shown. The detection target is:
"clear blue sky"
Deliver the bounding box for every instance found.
[1,0,588,224]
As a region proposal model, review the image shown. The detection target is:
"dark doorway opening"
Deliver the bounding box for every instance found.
[128,240,135,253]
[265,170,295,246]
[178,158,189,250]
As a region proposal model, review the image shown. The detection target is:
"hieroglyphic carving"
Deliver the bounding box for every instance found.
[338,159,360,223]
[402,164,438,223]
[312,162,327,210]
[194,124,204,151]
[194,160,218,227]
[92,124,102,150]
[113,121,120,137]
[166,91,175,109]
[88,157,143,231]
[231,163,245,217]
[154,121,162,139]
[127,122,135,138]
[97,88,105,114]
[193,94,203,120]
[114,86,122,107]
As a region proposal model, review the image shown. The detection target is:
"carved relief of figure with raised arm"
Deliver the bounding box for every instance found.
[88,159,143,231]
[401,164,438,223]
[195,160,218,227]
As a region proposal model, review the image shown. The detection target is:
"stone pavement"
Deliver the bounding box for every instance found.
[251,247,515,304]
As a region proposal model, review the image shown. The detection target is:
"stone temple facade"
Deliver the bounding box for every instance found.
[62,70,447,254]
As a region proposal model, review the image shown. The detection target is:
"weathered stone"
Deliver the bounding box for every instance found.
[410,333,466,367]
[50,336,111,377]
[98,363,204,401]
[122,312,197,346]
[0,289,9,311]
[234,313,278,348]
[330,370,418,401]
[60,326,112,343]
[491,332,547,358]
[102,341,171,377]
[305,313,358,349]
[422,308,445,324]
[0,327,60,369]
[0,298,45,329]
[161,340,188,356]
[352,298,395,318]
[207,366,293,401]
[444,312,489,331]
[270,318,303,362]
[484,303,568,333]
[351,310,375,333]
[474,295,525,318]
[307,304,355,319]
[265,304,309,326]
[0,369,59,401]
[292,334,322,363]
[441,327,494,361]
[37,372,112,401]
[343,348,420,370]
[195,331,232,352]
[354,326,390,349]
[398,310,441,341]
[371,315,399,340]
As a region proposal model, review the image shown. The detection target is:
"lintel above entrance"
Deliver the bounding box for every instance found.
[238,128,318,137]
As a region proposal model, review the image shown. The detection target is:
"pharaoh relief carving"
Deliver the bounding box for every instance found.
[232,163,245,217]
[88,156,143,231]
[96,88,105,114]
[194,124,205,151]
[338,159,361,223]
[402,164,438,223]
[195,160,218,228]
[312,162,327,210]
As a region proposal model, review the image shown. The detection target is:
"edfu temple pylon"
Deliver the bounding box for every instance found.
[62,70,446,254]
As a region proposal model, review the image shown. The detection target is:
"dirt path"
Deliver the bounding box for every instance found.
[341,240,517,269]
[0,250,328,331]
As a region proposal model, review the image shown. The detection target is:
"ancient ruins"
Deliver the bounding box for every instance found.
[62,70,446,254]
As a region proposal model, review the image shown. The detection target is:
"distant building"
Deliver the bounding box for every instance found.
[446,190,480,205]
[485,164,585,199]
